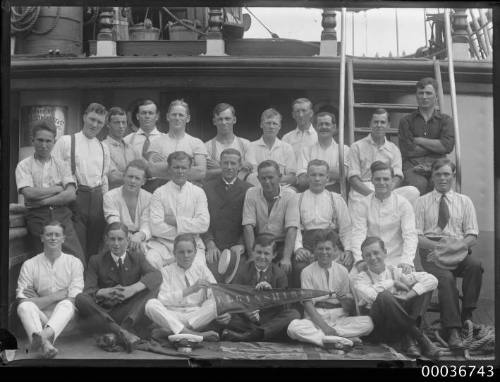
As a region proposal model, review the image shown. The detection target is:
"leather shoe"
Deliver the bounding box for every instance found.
[118,328,140,353]
[221,329,262,342]
[447,328,465,350]
[403,335,421,358]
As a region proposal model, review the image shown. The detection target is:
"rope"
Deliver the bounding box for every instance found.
[244,7,279,38]
[161,7,207,36]
[11,6,61,35]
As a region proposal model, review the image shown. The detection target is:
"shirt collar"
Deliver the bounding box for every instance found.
[168,180,190,191]
[259,185,282,200]
[414,109,442,121]
[33,153,54,164]
[294,124,315,135]
[257,136,282,150]
[255,264,270,274]
[366,134,387,147]
[105,136,125,146]
[431,188,454,200]
[137,127,160,136]
[222,176,237,186]
[111,252,127,265]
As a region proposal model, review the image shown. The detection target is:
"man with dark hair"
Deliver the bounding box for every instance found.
[15,120,85,265]
[350,161,418,274]
[296,111,350,193]
[103,107,140,190]
[75,222,162,352]
[351,236,440,358]
[204,103,252,181]
[217,234,300,342]
[246,108,297,186]
[202,148,253,280]
[348,109,419,206]
[282,98,317,160]
[146,151,210,269]
[415,158,482,350]
[16,221,84,358]
[287,230,373,347]
[52,103,110,260]
[242,160,300,276]
[399,77,455,195]
[103,160,152,256]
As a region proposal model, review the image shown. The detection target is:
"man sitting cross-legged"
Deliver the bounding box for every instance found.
[351,236,441,359]
[287,229,373,347]
[145,234,221,342]
[217,234,300,342]
[75,222,162,352]
[16,220,84,358]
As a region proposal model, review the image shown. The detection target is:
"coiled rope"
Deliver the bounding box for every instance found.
[11,6,60,35]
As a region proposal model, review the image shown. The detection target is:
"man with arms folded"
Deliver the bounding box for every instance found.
[281,98,317,161]
[352,236,440,358]
[242,160,299,277]
[103,160,152,256]
[146,151,210,269]
[350,161,418,274]
[75,222,162,352]
[287,230,373,347]
[15,119,85,265]
[16,221,84,358]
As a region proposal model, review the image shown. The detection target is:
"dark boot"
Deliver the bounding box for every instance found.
[410,327,441,359]
[447,328,465,350]
[402,334,421,358]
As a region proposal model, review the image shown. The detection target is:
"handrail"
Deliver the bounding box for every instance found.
[338,7,347,201]
[444,9,462,192]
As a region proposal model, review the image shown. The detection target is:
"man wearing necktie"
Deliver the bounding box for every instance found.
[415,158,483,351]
[217,234,300,342]
[75,222,162,352]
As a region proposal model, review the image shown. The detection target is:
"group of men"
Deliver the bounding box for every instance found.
[14,77,483,359]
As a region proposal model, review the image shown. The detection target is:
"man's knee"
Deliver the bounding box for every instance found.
[374,290,396,305]
[144,298,162,315]
[463,255,483,274]
[17,300,37,316]
[56,299,75,311]
[75,293,94,310]
[404,170,428,195]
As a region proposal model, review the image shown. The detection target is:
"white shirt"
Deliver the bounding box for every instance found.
[282,124,318,160]
[157,262,216,308]
[16,252,84,300]
[205,135,251,162]
[110,252,127,267]
[297,140,350,184]
[246,137,297,175]
[15,155,75,192]
[352,265,438,309]
[415,189,479,239]
[347,135,404,182]
[148,132,208,159]
[124,127,164,158]
[350,193,418,266]
[295,190,352,252]
[103,186,153,240]
[149,181,210,243]
[52,131,110,193]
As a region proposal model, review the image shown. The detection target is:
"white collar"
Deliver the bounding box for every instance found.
[294,124,315,135]
[111,252,127,265]
[137,127,160,136]
[222,177,237,186]
[257,136,281,150]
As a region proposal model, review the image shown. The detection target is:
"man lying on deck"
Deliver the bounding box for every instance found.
[217,234,300,342]
[287,229,373,347]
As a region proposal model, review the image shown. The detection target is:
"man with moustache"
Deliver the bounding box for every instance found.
[52,103,110,260]
[103,107,139,190]
[282,98,318,161]
[15,120,85,265]
[296,112,350,193]
[202,148,252,280]
[204,103,252,181]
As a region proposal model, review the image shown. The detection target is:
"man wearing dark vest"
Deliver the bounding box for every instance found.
[52,103,110,260]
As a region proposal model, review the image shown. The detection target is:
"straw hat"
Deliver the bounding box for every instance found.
[217,247,243,284]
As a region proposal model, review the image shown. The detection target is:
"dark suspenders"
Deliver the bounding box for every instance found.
[366,266,396,285]
[71,134,105,181]
[299,191,338,228]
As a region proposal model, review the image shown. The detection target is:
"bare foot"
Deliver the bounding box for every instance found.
[41,340,58,359]
[31,332,43,353]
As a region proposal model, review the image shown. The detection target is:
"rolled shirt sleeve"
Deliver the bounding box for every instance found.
[352,272,394,306]
[284,192,300,229]
[242,188,257,227]
[410,272,438,295]
[15,160,35,192]
[67,257,85,298]
[462,195,479,236]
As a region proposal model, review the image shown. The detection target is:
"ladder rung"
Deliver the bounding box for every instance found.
[353,79,417,87]
[354,127,399,134]
[354,102,416,110]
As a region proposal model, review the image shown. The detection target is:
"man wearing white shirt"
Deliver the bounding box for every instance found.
[282,98,318,160]
[350,161,418,274]
[103,160,152,256]
[204,103,252,181]
[296,112,349,193]
[16,221,84,358]
[146,151,210,269]
[246,108,297,187]
[293,160,354,286]
[52,103,110,260]
[287,230,373,347]
[351,236,440,358]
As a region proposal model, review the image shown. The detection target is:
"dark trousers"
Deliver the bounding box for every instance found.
[224,307,300,341]
[403,166,433,195]
[365,290,432,343]
[25,205,86,266]
[142,178,167,194]
[75,288,156,336]
[420,252,483,329]
[73,188,105,260]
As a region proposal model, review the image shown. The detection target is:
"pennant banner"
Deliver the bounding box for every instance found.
[210,283,331,315]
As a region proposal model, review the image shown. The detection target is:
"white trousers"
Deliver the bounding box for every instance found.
[145,237,206,270]
[287,308,373,347]
[17,300,75,343]
[145,298,217,335]
[349,183,420,209]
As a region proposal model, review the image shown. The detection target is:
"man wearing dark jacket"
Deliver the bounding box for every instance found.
[75,222,162,352]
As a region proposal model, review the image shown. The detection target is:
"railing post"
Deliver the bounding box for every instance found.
[451,8,471,60]
[320,8,337,56]
[206,7,225,56]
[96,7,117,56]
